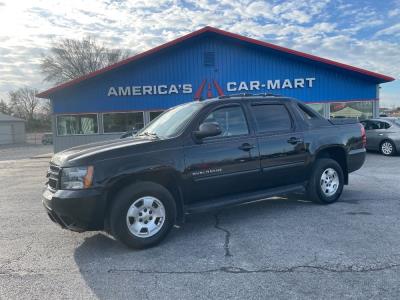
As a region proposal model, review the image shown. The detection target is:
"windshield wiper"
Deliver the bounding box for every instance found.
[138,131,160,139]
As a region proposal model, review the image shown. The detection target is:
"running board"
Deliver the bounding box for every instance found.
[184,183,305,214]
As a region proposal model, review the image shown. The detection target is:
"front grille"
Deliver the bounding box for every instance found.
[47,163,61,190]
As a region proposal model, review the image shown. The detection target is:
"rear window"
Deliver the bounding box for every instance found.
[297,104,320,119]
[251,104,292,133]
[362,120,391,130]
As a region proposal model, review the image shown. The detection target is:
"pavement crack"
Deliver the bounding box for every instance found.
[2,263,400,277]
[0,239,34,271]
[214,213,232,257]
[106,263,400,275]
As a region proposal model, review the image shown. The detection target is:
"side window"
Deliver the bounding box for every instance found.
[201,106,249,137]
[251,104,292,133]
[364,121,379,130]
[374,121,390,130]
[361,121,370,130]
[297,104,318,120]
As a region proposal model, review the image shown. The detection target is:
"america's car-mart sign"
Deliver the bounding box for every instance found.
[107,77,316,97]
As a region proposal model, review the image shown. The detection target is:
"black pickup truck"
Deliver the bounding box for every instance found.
[43,95,366,249]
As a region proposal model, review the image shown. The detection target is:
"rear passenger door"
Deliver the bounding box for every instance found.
[250,102,308,188]
[364,121,388,150]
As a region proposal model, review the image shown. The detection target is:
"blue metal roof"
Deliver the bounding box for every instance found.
[46,28,390,114]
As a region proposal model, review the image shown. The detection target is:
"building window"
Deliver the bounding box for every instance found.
[149,111,164,121]
[330,101,373,119]
[57,114,98,136]
[103,112,144,133]
[306,103,324,116]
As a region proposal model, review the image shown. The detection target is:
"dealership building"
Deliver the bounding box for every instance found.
[37,26,394,152]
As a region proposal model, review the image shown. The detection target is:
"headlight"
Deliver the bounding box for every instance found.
[61,166,94,189]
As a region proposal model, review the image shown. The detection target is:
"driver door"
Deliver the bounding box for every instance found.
[183,104,261,203]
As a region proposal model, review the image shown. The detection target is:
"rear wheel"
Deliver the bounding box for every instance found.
[306,158,344,204]
[380,140,396,156]
[109,182,176,249]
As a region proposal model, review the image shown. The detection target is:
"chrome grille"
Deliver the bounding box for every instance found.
[47,163,60,190]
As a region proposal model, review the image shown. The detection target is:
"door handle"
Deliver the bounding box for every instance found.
[238,143,255,151]
[287,137,303,144]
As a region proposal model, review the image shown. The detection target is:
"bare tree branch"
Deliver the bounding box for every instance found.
[40,36,131,84]
[9,87,41,121]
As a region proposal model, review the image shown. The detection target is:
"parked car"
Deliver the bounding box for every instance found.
[41,133,53,145]
[43,95,366,249]
[360,118,400,156]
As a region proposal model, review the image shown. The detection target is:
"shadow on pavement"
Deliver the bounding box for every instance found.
[73,194,317,299]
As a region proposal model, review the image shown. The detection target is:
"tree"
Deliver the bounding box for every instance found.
[9,87,40,121]
[41,36,130,84]
[0,99,12,115]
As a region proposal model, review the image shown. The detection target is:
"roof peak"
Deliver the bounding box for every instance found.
[37,26,395,98]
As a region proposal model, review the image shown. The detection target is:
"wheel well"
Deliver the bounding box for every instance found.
[104,172,185,226]
[380,139,395,148]
[315,147,348,184]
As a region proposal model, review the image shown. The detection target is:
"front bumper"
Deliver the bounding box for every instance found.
[42,187,106,232]
[347,148,366,173]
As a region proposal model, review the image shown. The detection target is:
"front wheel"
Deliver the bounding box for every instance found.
[306,158,344,204]
[109,182,176,249]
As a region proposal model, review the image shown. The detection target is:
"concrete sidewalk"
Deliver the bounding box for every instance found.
[0,144,53,161]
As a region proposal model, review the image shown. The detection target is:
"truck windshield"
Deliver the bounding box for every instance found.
[137,102,203,139]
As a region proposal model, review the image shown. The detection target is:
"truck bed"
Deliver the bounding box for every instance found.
[329,118,360,125]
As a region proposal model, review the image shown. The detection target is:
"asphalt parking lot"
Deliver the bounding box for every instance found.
[1,151,400,299]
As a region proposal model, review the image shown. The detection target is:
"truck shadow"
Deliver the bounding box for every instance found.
[72,193,338,299]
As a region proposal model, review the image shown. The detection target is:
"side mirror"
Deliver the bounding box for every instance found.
[194,122,222,139]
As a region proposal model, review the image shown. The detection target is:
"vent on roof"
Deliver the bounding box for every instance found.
[204,51,215,66]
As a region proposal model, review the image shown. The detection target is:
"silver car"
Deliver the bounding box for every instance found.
[360,118,400,156]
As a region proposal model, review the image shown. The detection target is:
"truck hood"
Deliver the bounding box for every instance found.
[51,137,153,166]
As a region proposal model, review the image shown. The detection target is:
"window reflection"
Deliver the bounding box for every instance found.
[330,101,373,119]
[57,114,98,136]
[306,103,324,116]
[103,112,144,133]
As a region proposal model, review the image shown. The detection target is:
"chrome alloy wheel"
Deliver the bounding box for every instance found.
[381,142,393,155]
[126,196,166,238]
[320,168,339,197]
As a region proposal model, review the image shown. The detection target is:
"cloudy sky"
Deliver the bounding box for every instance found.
[0,0,399,106]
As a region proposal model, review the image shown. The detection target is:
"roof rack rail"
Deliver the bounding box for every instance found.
[218,93,281,99]
[255,93,281,97]
[218,93,253,99]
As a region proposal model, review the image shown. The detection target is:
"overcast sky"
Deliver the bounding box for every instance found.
[0,0,399,106]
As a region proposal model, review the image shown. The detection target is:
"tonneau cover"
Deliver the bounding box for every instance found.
[329,118,359,125]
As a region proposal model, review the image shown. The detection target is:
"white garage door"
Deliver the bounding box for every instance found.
[0,124,13,145]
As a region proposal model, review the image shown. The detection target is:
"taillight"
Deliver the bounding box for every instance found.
[359,123,366,147]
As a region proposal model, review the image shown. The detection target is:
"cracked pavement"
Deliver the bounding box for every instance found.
[0,151,400,299]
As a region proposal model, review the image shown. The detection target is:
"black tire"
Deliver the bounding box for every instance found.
[109,181,176,249]
[380,140,396,156]
[306,158,344,204]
